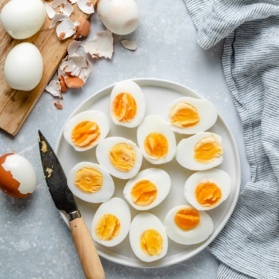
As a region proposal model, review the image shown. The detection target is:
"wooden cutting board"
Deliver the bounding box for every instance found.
[0,1,89,136]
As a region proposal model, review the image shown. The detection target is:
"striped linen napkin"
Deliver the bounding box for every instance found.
[183,1,279,279]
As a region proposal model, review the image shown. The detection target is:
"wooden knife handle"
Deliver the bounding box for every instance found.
[70,217,105,279]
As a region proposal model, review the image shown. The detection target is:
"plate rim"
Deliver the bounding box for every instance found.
[55,77,241,268]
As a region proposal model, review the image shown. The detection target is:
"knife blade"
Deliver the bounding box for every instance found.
[38,130,105,279]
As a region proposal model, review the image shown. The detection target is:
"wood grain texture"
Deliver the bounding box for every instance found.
[0,0,89,136]
[70,217,105,279]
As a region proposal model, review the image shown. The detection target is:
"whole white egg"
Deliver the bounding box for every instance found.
[110,80,145,128]
[123,168,171,210]
[4,42,43,91]
[168,97,218,134]
[67,162,115,203]
[137,115,176,165]
[63,110,110,152]
[176,132,223,171]
[184,168,231,210]
[0,153,37,198]
[129,213,168,262]
[0,0,46,39]
[164,204,213,245]
[96,136,143,179]
[97,0,139,35]
[91,197,131,247]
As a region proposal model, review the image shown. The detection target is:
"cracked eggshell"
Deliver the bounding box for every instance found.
[0,0,46,39]
[97,0,139,35]
[83,30,113,59]
[4,42,44,91]
[0,153,37,198]
[56,19,76,40]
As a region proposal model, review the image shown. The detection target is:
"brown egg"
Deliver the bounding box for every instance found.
[0,153,37,198]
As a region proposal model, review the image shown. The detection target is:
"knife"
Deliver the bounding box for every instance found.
[38,130,105,279]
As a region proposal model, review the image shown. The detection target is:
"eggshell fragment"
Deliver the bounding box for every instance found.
[77,0,95,14]
[0,153,37,198]
[45,2,56,19]
[59,1,74,16]
[45,79,62,97]
[83,30,113,59]
[121,40,137,51]
[64,76,85,88]
[50,14,70,28]
[74,17,90,38]
[56,19,76,40]
[67,40,82,55]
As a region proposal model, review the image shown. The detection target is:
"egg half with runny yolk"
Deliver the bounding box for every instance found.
[137,115,176,165]
[91,197,131,247]
[110,80,145,128]
[96,136,143,179]
[168,97,218,134]
[123,168,171,210]
[63,110,110,152]
[164,204,213,245]
[129,213,168,262]
[184,168,231,210]
[176,132,223,171]
[67,162,115,203]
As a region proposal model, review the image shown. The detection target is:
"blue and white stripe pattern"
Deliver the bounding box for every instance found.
[183,1,279,279]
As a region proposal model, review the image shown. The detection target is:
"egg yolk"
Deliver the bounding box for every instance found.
[74,167,103,193]
[109,143,136,172]
[131,180,157,206]
[144,133,168,159]
[195,181,222,207]
[71,121,100,148]
[140,229,163,256]
[169,102,200,127]
[174,208,200,230]
[95,214,120,241]
[113,92,137,122]
[194,135,223,163]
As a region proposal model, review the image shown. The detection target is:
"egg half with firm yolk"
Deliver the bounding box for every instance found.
[63,110,110,152]
[184,168,231,210]
[129,213,168,262]
[176,132,223,171]
[164,204,213,245]
[137,115,176,165]
[91,197,131,247]
[110,80,145,128]
[123,168,171,210]
[168,97,218,135]
[96,136,143,179]
[67,162,115,203]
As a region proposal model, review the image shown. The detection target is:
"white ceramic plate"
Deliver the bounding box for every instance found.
[56,78,241,268]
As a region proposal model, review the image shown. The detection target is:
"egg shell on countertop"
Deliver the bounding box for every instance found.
[0,153,37,198]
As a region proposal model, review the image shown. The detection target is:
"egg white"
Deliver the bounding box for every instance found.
[176,132,223,171]
[110,80,145,128]
[96,136,143,179]
[91,197,131,247]
[63,110,110,152]
[137,115,176,165]
[168,97,218,134]
[129,213,168,262]
[184,168,231,210]
[164,204,214,245]
[123,168,171,210]
[67,162,115,203]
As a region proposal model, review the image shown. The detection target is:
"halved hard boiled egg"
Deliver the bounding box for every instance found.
[91,197,131,247]
[176,132,223,170]
[168,97,218,134]
[63,110,110,152]
[129,213,168,262]
[164,204,213,245]
[0,153,37,198]
[123,168,171,210]
[110,80,145,128]
[184,169,231,210]
[137,115,176,165]
[67,162,114,203]
[96,136,143,179]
